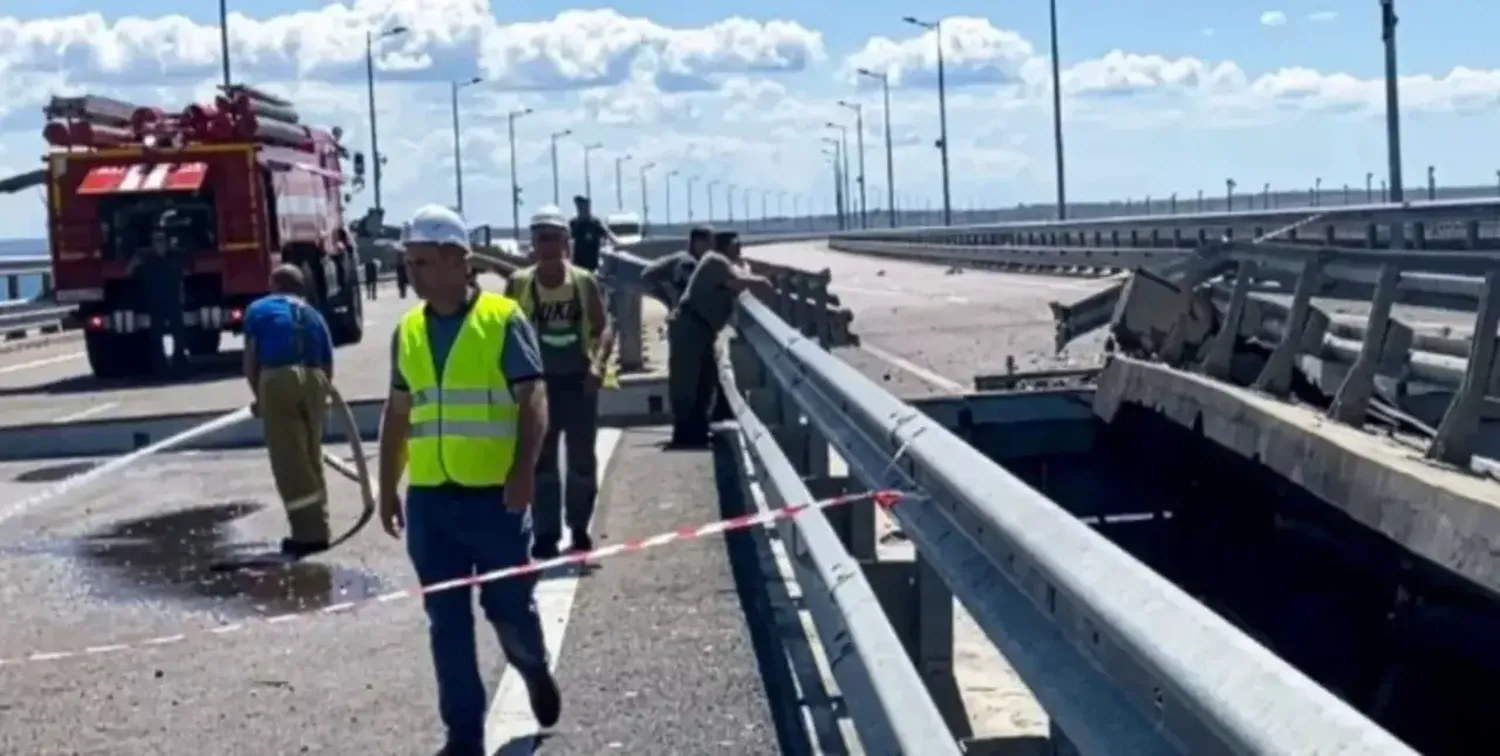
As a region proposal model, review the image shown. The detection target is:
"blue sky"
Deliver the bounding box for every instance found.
[0,1,1498,238]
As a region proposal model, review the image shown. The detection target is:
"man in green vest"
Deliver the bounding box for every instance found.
[376,204,560,754]
[504,205,615,559]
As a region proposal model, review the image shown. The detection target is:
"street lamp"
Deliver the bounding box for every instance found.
[549,129,572,205]
[686,176,699,221]
[727,184,737,225]
[507,107,534,243]
[365,25,409,212]
[1381,0,1404,204]
[666,170,679,225]
[218,0,231,88]
[582,142,603,200]
[707,180,719,221]
[837,101,868,228]
[822,137,844,228]
[450,77,482,215]
[856,67,897,227]
[639,162,657,229]
[1046,0,1067,219]
[825,122,851,224]
[614,155,632,211]
[902,16,952,226]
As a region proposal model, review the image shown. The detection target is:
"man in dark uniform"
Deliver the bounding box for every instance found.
[665,236,771,446]
[128,211,189,374]
[363,257,379,300]
[641,225,712,308]
[567,195,619,272]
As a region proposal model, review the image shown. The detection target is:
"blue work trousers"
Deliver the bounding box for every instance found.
[405,485,549,747]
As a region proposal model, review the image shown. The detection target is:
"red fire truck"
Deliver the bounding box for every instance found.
[41,85,368,379]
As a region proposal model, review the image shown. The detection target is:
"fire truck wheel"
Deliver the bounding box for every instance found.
[83,331,139,380]
[186,330,222,356]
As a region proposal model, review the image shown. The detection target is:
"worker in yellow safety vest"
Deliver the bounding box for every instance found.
[504,205,616,559]
[376,204,561,754]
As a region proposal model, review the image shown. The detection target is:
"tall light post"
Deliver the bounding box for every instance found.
[742,186,752,231]
[727,184,737,225]
[822,137,844,228]
[218,0,231,88]
[1381,0,1404,204]
[365,25,409,213]
[582,142,602,199]
[449,77,482,215]
[507,108,533,242]
[1046,0,1068,219]
[902,16,952,226]
[826,122,851,222]
[857,66,897,227]
[549,129,572,205]
[687,176,699,221]
[666,170,679,225]
[639,162,656,229]
[707,180,719,221]
[837,100,868,228]
[614,155,631,211]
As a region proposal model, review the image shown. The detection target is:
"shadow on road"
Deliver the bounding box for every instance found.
[68,499,392,619]
[13,460,101,483]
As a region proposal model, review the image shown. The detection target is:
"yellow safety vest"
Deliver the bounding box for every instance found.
[395,291,520,487]
[510,265,619,388]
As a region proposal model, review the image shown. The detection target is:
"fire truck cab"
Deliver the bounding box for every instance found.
[41,87,367,380]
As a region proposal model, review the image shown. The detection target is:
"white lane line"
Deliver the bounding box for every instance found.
[859,342,967,393]
[0,352,83,375]
[485,427,624,754]
[52,401,119,424]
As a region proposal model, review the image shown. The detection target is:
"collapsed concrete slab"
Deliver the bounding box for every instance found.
[1093,355,1500,597]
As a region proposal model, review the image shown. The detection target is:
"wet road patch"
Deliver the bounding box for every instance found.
[68,500,391,619]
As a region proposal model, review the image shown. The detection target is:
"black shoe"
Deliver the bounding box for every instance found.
[434,742,485,756]
[567,532,593,554]
[532,540,561,560]
[279,538,330,560]
[521,665,562,728]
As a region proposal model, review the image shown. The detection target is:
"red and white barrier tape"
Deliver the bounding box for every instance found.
[0,488,906,669]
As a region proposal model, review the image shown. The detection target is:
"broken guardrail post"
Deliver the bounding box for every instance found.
[1427,271,1500,465]
[1328,264,1401,425]
[1201,260,1257,380]
[1254,256,1325,397]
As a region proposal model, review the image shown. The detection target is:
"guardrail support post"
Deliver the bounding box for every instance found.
[1202,261,1257,380]
[807,269,833,346]
[1329,265,1400,425]
[1427,271,1500,466]
[1254,258,1323,397]
[863,554,966,736]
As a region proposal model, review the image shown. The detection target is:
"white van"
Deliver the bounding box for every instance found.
[605,212,643,248]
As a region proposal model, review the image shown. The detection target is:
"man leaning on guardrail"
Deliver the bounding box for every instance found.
[666,235,772,447]
[641,225,713,307]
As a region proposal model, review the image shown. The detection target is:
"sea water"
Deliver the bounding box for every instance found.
[0,238,48,303]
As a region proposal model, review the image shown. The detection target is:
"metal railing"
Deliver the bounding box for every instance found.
[532,238,1416,752]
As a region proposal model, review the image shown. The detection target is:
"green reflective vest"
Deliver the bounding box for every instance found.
[509,264,597,356]
[395,292,520,487]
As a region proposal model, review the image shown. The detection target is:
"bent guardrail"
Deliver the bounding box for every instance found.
[729,286,1416,754]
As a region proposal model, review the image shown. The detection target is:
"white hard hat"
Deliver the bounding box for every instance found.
[530,205,569,230]
[405,204,471,252]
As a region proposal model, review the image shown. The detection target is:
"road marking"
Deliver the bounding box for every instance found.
[485,427,624,754]
[859,342,967,393]
[52,401,119,424]
[0,352,83,375]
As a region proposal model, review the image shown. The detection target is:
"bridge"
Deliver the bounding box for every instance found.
[1,197,1499,754]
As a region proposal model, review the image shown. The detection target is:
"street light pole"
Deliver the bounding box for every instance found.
[1048,0,1068,219]
[365,26,409,213]
[707,180,719,222]
[614,155,631,211]
[639,163,657,230]
[903,16,952,225]
[822,138,844,228]
[838,101,868,228]
[583,143,602,199]
[827,123,851,220]
[507,108,533,242]
[549,130,572,205]
[727,184,737,225]
[857,68,898,228]
[219,0,232,88]
[687,176,699,221]
[450,77,481,215]
[666,170,679,226]
[1380,0,1404,203]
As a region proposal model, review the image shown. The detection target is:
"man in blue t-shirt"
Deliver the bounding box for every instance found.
[242,265,337,559]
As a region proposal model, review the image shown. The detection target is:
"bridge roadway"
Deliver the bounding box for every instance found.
[0,247,1123,754]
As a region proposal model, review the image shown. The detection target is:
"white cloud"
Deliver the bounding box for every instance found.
[1260,11,1288,27]
[1,9,1499,238]
[1307,11,1339,23]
